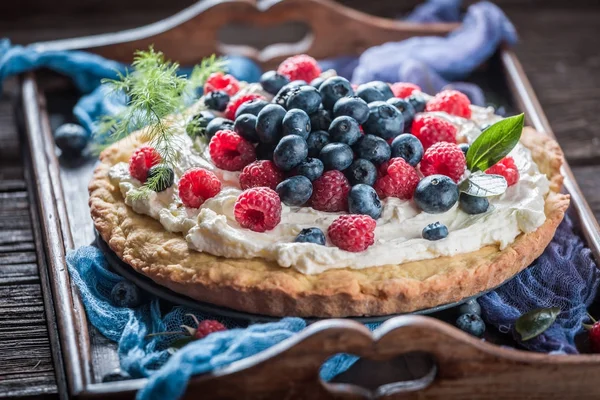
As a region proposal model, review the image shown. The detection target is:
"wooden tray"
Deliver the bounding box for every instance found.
[18,0,600,399]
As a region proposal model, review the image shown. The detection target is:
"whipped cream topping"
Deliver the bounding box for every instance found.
[108,101,550,275]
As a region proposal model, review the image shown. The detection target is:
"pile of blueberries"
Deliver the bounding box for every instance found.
[191,71,428,221]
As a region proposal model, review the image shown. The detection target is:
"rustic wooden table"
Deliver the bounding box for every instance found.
[0,1,599,398]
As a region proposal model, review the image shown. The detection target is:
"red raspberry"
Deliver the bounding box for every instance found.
[425,89,472,119]
[411,114,457,149]
[234,187,282,232]
[178,168,222,208]
[209,130,256,171]
[224,93,266,120]
[129,145,161,182]
[277,54,321,83]
[391,82,421,98]
[310,170,350,212]
[239,160,284,190]
[420,142,466,183]
[485,156,519,186]
[374,158,420,199]
[194,320,227,340]
[328,214,376,252]
[204,72,240,96]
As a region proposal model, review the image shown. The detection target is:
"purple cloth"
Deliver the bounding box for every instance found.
[321,1,517,106]
[481,209,600,353]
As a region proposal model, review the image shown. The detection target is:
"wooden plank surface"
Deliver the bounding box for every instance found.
[0,2,599,399]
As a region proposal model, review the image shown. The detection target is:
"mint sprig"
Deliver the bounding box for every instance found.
[459,173,507,197]
[466,113,524,172]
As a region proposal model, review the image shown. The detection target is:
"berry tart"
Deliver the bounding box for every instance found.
[90,54,569,317]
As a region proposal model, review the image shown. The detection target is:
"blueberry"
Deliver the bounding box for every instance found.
[260,70,290,95]
[206,117,234,139]
[319,76,354,110]
[310,109,332,132]
[234,114,259,142]
[273,81,307,106]
[355,84,386,103]
[256,142,276,160]
[276,176,313,206]
[235,99,269,118]
[353,134,391,165]
[458,299,482,316]
[286,86,322,114]
[282,109,311,140]
[328,116,361,145]
[387,97,416,126]
[306,130,330,158]
[346,159,377,186]
[273,135,308,171]
[366,81,394,99]
[348,184,382,219]
[363,101,404,141]
[256,104,286,144]
[186,111,215,138]
[458,143,470,155]
[295,227,326,245]
[204,90,229,111]
[422,221,449,240]
[54,123,88,157]
[407,93,427,113]
[456,313,486,337]
[319,143,353,171]
[102,368,132,383]
[414,175,459,214]
[147,165,175,192]
[310,77,326,89]
[390,133,423,167]
[459,192,489,214]
[110,280,142,308]
[332,96,369,125]
[295,158,324,181]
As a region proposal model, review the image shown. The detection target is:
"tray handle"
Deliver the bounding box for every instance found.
[179,315,600,399]
[33,0,457,69]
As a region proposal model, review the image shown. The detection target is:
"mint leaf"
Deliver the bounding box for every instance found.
[515,307,560,341]
[459,173,507,197]
[466,113,524,172]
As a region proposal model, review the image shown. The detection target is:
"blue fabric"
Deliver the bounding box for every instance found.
[480,210,600,353]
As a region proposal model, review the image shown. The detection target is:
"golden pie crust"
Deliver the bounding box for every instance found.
[89,126,569,317]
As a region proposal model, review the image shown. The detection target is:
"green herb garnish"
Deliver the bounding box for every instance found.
[97,47,225,198]
[515,307,560,341]
[466,113,524,172]
[459,173,508,197]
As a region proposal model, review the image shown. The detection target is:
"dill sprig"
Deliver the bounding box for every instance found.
[97,47,225,198]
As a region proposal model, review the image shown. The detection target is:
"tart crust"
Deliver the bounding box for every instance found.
[89,127,569,317]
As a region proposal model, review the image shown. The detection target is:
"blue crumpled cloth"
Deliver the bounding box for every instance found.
[2,0,599,398]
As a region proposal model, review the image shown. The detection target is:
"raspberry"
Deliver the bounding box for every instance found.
[194,320,227,340]
[411,114,457,149]
[209,130,256,171]
[328,214,376,252]
[224,93,266,120]
[129,145,161,182]
[234,187,282,232]
[178,168,222,208]
[420,142,466,183]
[277,54,321,83]
[391,82,421,98]
[374,158,420,199]
[204,72,240,96]
[310,170,350,212]
[425,89,472,119]
[239,160,284,190]
[485,156,519,186]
